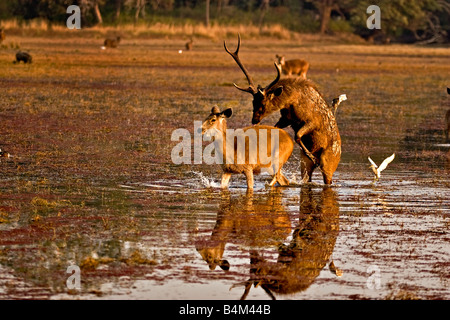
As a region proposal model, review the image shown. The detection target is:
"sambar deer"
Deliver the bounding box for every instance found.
[196,189,291,272]
[275,54,309,79]
[237,186,340,299]
[104,36,121,48]
[185,37,193,51]
[14,51,32,64]
[275,93,347,129]
[446,87,450,142]
[201,106,294,189]
[224,35,341,185]
[197,187,340,300]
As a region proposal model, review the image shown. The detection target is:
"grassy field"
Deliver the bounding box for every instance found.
[0,29,449,299]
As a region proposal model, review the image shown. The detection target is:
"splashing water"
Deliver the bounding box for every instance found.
[190,171,221,188]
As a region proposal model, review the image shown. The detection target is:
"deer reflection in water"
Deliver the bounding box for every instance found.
[196,189,291,272]
[196,186,340,300]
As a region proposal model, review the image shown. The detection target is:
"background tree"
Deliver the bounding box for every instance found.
[114,0,123,21]
[205,0,210,27]
[349,0,450,43]
[306,0,351,34]
[257,0,269,30]
[0,0,448,43]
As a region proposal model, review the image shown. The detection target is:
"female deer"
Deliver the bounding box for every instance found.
[275,54,309,79]
[201,106,294,189]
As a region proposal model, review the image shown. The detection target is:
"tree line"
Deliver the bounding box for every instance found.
[1,0,449,43]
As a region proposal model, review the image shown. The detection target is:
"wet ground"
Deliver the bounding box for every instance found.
[0,36,449,300]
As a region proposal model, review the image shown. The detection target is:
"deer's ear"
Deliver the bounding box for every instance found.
[211,106,221,114]
[222,108,233,118]
[220,259,230,271]
[274,86,283,97]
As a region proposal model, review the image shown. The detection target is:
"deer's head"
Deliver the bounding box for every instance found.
[275,54,286,66]
[196,244,230,271]
[225,35,286,125]
[201,106,233,136]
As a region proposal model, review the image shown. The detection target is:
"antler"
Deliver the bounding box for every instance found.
[264,62,282,91]
[224,34,257,94]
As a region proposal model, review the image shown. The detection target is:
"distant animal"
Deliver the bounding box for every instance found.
[0,29,5,44]
[225,35,341,185]
[446,87,450,142]
[275,54,309,79]
[201,106,294,189]
[0,148,10,158]
[14,51,32,64]
[185,38,193,51]
[331,94,347,115]
[368,153,395,180]
[104,36,121,48]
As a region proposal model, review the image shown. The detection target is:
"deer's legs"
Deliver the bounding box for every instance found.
[277,171,290,186]
[269,175,277,186]
[274,116,290,129]
[300,153,315,183]
[319,149,340,185]
[295,123,317,165]
[244,170,254,189]
[221,172,232,188]
[268,170,289,187]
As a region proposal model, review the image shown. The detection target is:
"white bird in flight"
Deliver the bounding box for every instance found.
[368,153,395,180]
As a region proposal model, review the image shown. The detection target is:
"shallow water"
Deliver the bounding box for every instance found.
[131,159,448,301]
[49,160,448,300]
[1,140,449,300]
[7,159,449,300]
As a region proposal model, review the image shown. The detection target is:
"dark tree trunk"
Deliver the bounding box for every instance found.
[93,2,103,25]
[319,1,333,34]
[114,0,122,21]
[206,0,210,28]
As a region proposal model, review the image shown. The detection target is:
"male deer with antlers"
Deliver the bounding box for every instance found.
[224,35,341,185]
